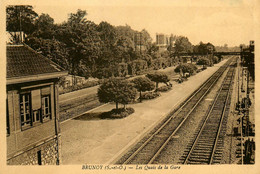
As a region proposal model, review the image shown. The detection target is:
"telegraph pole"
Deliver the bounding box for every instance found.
[237,57,240,111]
[135,33,137,51]
[139,33,142,55]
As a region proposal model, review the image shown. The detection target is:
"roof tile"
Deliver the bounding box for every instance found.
[7,45,65,78]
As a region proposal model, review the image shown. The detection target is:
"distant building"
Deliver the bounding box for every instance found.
[134,33,146,52]
[156,33,168,46]
[156,33,176,51]
[6,44,67,165]
[168,34,176,46]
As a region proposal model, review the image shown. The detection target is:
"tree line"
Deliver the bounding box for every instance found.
[7,5,219,80]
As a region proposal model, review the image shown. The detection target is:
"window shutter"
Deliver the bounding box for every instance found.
[31,89,41,110]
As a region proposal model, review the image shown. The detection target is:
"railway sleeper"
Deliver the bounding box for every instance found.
[195,143,214,148]
[189,156,211,161]
[200,130,218,134]
[198,135,217,139]
[212,161,221,164]
[193,146,213,150]
[200,132,218,136]
[214,150,224,155]
[213,156,223,161]
[196,140,215,144]
[205,120,222,124]
[215,146,224,150]
[186,161,209,165]
[188,158,210,163]
[216,141,224,146]
[190,152,211,158]
[192,149,212,153]
[213,152,223,157]
[197,138,216,141]
[193,148,212,153]
[197,139,215,143]
[213,157,222,161]
[154,134,172,138]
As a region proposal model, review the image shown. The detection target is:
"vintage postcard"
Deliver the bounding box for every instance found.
[0,0,259,173]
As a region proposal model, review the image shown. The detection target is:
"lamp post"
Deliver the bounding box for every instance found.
[237,57,240,112]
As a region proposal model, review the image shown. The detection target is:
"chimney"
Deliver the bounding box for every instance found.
[7,31,25,44]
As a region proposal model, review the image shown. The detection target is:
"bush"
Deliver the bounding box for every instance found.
[59,80,100,94]
[131,77,155,102]
[197,57,210,66]
[157,85,172,92]
[110,107,135,118]
[141,91,161,100]
[212,56,219,64]
[129,59,148,75]
[104,107,135,118]
[196,69,202,73]
[174,63,198,76]
[202,66,207,70]
[146,72,170,89]
[175,77,188,83]
[151,57,170,70]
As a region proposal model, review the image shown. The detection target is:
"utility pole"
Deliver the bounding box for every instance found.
[19,7,22,34]
[237,57,240,111]
[134,33,137,52]
[139,33,142,55]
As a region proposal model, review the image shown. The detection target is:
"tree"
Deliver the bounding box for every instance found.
[197,57,210,68]
[174,36,193,53]
[194,42,215,54]
[146,72,170,90]
[174,63,197,76]
[97,21,119,75]
[6,5,38,35]
[98,78,137,110]
[212,56,219,64]
[25,37,70,70]
[114,35,135,62]
[140,29,153,50]
[55,9,101,79]
[33,13,55,39]
[131,77,155,102]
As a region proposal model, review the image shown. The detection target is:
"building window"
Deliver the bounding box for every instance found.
[20,93,31,128]
[33,109,41,123]
[19,88,52,129]
[42,95,51,121]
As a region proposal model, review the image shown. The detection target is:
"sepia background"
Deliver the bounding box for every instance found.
[0,0,259,173]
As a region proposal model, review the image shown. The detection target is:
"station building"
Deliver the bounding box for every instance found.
[6,44,67,165]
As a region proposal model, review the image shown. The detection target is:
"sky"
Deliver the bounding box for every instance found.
[5,0,258,46]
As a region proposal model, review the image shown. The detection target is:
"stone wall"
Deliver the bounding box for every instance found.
[7,137,59,165]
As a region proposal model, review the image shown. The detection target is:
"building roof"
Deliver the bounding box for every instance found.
[7,44,67,85]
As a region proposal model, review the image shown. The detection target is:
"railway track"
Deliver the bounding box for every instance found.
[116,58,236,164]
[180,60,236,164]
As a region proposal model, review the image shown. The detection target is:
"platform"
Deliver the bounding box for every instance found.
[60,59,228,164]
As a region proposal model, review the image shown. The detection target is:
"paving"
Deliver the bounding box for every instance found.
[60,59,228,164]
